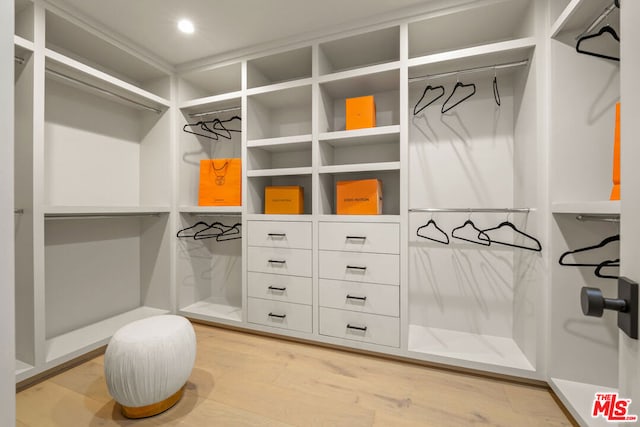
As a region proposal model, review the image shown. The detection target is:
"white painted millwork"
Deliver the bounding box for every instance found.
[319,222,400,254]
[247,298,312,333]
[319,307,400,347]
[247,247,312,277]
[319,251,399,286]
[248,272,312,305]
[319,279,399,317]
[247,221,312,249]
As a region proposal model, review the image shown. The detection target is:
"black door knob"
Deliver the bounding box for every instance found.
[580,287,627,317]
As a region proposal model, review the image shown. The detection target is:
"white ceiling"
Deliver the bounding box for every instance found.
[50,0,447,68]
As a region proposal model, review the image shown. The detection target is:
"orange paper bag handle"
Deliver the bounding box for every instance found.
[610,102,620,201]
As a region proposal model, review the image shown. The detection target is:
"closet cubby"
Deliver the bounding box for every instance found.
[551,0,620,50]
[247,85,312,140]
[178,62,242,103]
[45,10,171,99]
[15,0,34,42]
[318,26,399,75]
[319,126,400,169]
[44,215,171,364]
[408,0,534,58]
[247,46,312,89]
[179,97,242,209]
[319,170,399,216]
[247,175,313,215]
[177,213,243,324]
[318,69,399,132]
[247,139,312,176]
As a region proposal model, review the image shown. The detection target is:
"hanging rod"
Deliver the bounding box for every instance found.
[188,106,241,118]
[14,56,25,65]
[409,208,531,213]
[45,67,162,114]
[576,214,620,223]
[14,209,24,215]
[408,59,529,83]
[45,212,163,220]
[575,1,618,40]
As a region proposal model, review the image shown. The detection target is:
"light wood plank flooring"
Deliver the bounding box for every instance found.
[17,323,575,426]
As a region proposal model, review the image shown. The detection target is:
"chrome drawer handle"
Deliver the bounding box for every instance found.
[346,324,367,332]
[346,294,367,301]
[346,236,367,240]
[268,312,286,319]
[268,259,286,264]
[268,233,286,238]
[346,265,367,271]
[268,286,287,292]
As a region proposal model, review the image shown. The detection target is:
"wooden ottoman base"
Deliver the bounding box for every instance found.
[120,385,186,419]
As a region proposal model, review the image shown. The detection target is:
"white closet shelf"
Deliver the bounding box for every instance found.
[45,49,171,113]
[179,299,242,324]
[408,325,535,373]
[247,134,312,152]
[15,360,33,376]
[319,162,400,174]
[246,77,313,97]
[318,214,400,223]
[14,34,34,52]
[408,37,536,79]
[247,167,313,177]
[320,68,399,100]
[550,378,617,427]
[179,92,242,115]
[45,306,170,364]
[179,206,242,215]
[319,125,400,147]
[318,61,401,85]
[551,0,618,41]
[44,206,171,217]
[246,214,313,222]
[551,201,620,215]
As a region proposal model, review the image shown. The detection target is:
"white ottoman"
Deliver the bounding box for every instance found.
[104,315,196,418]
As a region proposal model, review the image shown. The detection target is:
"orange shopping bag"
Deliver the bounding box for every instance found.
[198,158,241,206]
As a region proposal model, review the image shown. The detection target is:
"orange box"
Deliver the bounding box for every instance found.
[198,158,242,206]
[336,179,382,215]
[265,186,304,214]
[346,95,376,130]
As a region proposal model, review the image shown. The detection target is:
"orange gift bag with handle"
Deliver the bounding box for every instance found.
[198,158,242,206]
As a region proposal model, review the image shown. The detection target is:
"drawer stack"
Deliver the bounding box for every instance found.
[318,222,400,347]
[247,221,313,333]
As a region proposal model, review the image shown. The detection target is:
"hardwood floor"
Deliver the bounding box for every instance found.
[16,323,575,426]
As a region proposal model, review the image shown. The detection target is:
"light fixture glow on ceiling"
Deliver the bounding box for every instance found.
[178,19,195,34]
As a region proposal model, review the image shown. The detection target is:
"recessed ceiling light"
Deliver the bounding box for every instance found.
[178,19,195,34]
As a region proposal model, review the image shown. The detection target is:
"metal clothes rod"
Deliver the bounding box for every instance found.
[576,1,618,40]
[408,59,529,83]
[45,67,162,114]
[576,214,620,223]
[14,56,25,65]
[409,208,531,213]
[188,106,241,118]
[45,213,163,220]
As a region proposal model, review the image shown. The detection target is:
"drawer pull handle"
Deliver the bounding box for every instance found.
[268,259,286,264]
[346,236,367,240]
[268,312,287,319]
[346,265,367,271]
[268,286,287,292]
[346,294,367,301]
[268,233,286,238]
[346,324,368,332]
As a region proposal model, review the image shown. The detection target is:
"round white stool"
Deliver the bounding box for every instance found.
[104,315,196,418]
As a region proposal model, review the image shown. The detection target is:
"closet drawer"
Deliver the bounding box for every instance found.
[319,279,399,317]
[248,221,312,249]
[248,247,312,277]
[319,307,399,347]
[319,251,399,285]
[248,272,312,305]
[319,222,399,254]
[248,298,312,333]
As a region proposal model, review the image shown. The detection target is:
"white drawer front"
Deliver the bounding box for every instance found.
[248,298,312,333]
[248,272,312,305]
[319,307,399,347]
[248,221,312,249]
[319,222,399,254]
[319,251,399,285]
[319,279,399,317]
[248,247,312,277]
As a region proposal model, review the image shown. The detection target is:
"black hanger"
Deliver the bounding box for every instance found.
[202,118,232,140]
[193,222,226,240]
[493,75,500,106]
[183,122,219,140]
[176,221,211,238]
[451,219,491,246]
[576,25,620,62]
[441,81,476,114]
[478,221,542,252]
[615,0,620,8]
[417,219,450,244]
[413,85,445,115]
[594,259,620,279]
[216,222,242,241]
[558,234,620,266]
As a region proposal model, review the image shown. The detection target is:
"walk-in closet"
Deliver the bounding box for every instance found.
[5,0,640,426]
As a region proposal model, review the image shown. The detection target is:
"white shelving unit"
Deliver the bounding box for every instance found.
[550,378,617,427]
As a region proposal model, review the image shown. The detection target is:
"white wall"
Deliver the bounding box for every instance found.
[1,0,16,425]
